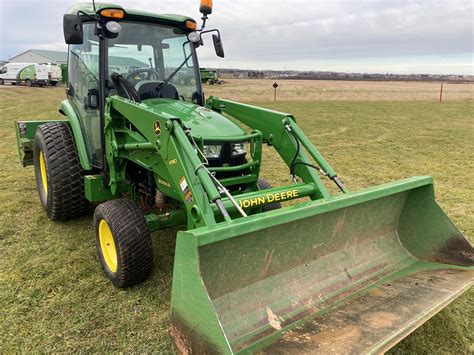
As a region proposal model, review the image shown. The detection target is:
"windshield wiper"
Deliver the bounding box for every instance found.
[156,52,193,96]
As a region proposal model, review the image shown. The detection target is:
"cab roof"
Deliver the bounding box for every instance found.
[66,2,195,26]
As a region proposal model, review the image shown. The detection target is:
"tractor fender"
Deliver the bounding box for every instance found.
[59,100,92,171]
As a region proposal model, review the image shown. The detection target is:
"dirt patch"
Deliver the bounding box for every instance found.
[430,236,474,267]
[267,307,283,330]
[363,311,400,329]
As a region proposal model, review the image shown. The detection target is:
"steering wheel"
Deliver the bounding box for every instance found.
[126,69,160,85]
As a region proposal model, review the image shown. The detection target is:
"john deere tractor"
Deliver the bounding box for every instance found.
[200,68,222,85]
[15,1,473,353]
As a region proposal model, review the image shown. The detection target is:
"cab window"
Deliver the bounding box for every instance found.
[68,22,102,166]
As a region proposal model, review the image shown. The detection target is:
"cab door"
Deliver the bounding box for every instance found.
[67,23,102,167]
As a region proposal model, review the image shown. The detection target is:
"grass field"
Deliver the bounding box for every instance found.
[0,80,473,353]
[206,78,474,102]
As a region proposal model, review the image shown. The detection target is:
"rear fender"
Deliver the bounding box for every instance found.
[14,100,92,171]
[15,120,65,166]
[59,100,92,170]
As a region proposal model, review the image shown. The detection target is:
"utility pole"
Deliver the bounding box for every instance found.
[439,83,443,102]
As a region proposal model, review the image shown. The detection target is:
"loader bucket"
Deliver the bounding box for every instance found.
[170,176,473,354]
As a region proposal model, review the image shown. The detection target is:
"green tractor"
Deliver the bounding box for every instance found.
[200,68,222,85]
[15,1,473,353]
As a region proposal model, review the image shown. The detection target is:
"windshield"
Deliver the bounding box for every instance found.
[107,22,199,102]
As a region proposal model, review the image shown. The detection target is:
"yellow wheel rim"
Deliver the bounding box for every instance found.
[39,150,48,196]
[98,219,118,273]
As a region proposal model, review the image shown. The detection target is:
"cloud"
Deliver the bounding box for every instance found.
[0,0,472,74]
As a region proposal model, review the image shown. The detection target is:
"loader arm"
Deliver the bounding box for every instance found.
[103,96,223,228]
[207,96,345,199]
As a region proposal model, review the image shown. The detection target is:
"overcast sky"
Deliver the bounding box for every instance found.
[0,0,473,74]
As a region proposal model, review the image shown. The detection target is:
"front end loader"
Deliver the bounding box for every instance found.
[15,1,473,353]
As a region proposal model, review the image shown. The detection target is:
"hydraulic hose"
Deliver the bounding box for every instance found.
[286,124,346,193]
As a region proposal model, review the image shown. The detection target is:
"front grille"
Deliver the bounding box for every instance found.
[207,143,247,180]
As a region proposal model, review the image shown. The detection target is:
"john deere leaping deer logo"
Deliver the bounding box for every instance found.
[154,121,161,135]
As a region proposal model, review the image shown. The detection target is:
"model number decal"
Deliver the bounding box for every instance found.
[239,189,299,209]
[157,178,171,188]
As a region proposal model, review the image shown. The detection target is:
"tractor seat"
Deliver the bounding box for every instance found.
[135,81,179,101]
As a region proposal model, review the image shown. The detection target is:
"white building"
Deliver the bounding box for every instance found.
[8,49,67,65]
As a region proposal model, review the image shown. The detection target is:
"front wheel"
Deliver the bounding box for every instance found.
[0,78,4,85]
[50,81,58,86]
[25,79,32,87]
[94,199,153,288]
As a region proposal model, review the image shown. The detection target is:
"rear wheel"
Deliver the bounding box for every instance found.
[94,199,153,288]
[25,79,32,87]
[34,122,90,220]
[0,78,4,85]
[50,81,58,86]
[257,178,281,212]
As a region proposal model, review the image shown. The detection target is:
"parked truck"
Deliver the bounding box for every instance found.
[42,63,63,85]
[0,63,49,86]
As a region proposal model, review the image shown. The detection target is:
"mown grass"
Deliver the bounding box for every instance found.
[0,85,473,353]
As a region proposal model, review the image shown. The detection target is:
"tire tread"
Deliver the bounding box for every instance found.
[94,199,153,288]
[34,122,90,220]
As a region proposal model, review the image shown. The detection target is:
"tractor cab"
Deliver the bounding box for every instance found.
[63,2,226,167]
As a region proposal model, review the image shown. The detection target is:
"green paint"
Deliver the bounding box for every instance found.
[200,68,219,83]
[171,177,473,353]
[59,100,93,170]
[144,209,186,232]
[14,120,65,166]
[66,3,195,26]
[18,65,35,81]
[84,175,115,202]
[207,97,331,199]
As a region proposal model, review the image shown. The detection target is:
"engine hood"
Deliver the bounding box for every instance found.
[141,99,246,138]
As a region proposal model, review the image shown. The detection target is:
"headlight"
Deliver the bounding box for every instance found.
[231,143,246,156]
[203,144,222,158]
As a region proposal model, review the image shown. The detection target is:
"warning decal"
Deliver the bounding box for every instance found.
[180,176,193,205]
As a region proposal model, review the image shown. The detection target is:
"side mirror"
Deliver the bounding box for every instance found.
[63,14,83,44]
[213,34,224,58]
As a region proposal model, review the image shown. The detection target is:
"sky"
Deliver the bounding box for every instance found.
[0,0,473,75]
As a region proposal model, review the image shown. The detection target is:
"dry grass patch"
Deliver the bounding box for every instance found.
[206,78,474,102]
